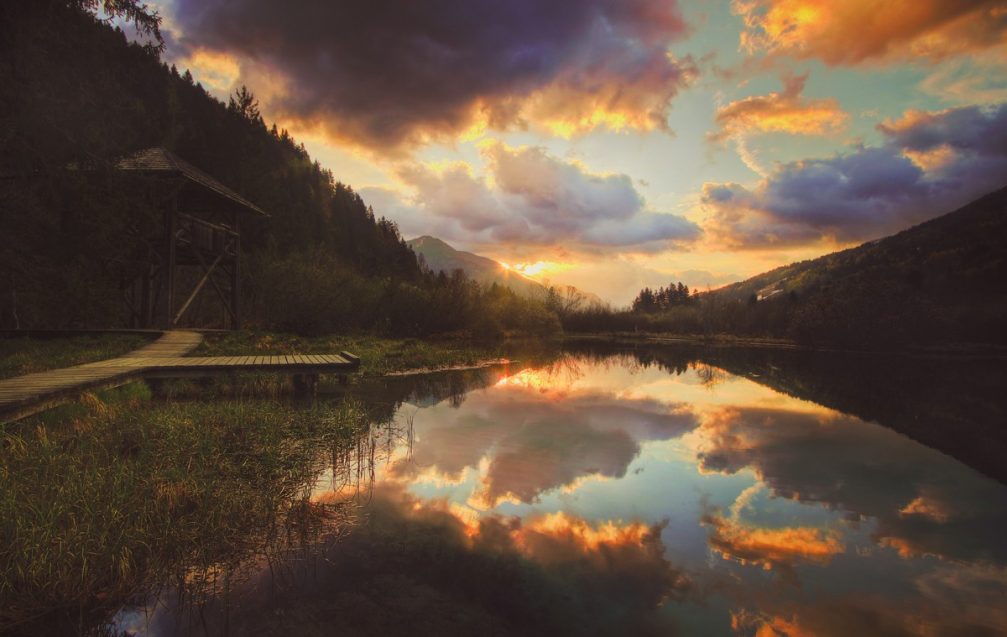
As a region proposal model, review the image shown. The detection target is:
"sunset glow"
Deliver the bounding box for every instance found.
[5,3,1007,634]
[152,0,1007,305]
[499,260,572,278]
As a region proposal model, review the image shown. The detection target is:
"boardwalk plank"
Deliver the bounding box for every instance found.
[1,329,359,421]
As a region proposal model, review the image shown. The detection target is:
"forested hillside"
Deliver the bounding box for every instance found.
[0,2,557,337]
[567,186,1007,349]
[702,185,1007,346]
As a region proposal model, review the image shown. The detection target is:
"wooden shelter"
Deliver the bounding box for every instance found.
[116,147,266,329]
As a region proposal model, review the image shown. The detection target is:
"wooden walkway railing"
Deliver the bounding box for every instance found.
[0,331,359,423]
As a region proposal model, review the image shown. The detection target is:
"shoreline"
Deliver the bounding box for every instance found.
[562,331,1007,359]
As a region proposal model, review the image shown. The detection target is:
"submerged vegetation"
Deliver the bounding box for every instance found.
[0,384,368,635]
[0,333,151,379]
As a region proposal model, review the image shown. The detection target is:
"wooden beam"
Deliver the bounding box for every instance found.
[172,252,225,325]
[190,246,236,325]
[141,262,153,328]
[178,212,239,237]
[163,202,178,328]
[231,213,241,330]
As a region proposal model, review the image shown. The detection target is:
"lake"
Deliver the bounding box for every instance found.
[115,344,1007,636]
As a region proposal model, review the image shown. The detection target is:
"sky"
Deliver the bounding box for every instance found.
[150,0,1007,305]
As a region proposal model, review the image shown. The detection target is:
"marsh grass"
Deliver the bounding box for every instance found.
[0,334,152,379]
[0,384,367,634]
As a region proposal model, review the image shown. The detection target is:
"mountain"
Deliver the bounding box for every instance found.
[407,236,547,298]
[704,185,1007,347]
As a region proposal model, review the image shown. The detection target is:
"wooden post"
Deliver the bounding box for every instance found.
[163,201,178,328]
[292,373,317,398]
[231,212,241,330]
[141,264,153,328]
[173,252,225,325]
[145,377,166,398]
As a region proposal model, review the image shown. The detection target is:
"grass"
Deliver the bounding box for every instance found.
[0,334,152,379]
[0,384,368,634]
[193,331,517,377]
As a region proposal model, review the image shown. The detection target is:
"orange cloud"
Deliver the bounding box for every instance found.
[525,54,699,138]
[899,495,951,523]
[178,48,241,91]
[704,513,844,571]
[732,610,815,637]
[381,487,683,588]
[515,512,653,558]
[734,0,1007,65]
[709,74,847,142]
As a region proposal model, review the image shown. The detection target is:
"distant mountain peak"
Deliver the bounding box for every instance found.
[406,235,609,307]
[409,235,449,248]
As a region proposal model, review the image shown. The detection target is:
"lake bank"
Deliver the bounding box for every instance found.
[0,384,368,635]
[566,330,1007,359]
[2,336,1005,634]
[0,333,154,379]
[114,347,1007,636]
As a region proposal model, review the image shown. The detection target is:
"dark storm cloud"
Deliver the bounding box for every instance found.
[731,565,1007,637]
[703,147,932,247]
[172,0,694,149]
[877,104,1007,156]
[703,103,1007,248]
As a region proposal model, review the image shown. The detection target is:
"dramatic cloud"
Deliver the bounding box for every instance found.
[479,420,639,506]
[730,563,1007,637]
[694,407,1007,565]
[387,367,698,507]
[703,513,844,573]
[877,104,1007,159]
[382,141,701,250]
[147,484,690,636]
[734,0,1007,65]
[171,0,695,150]
[477,393,697,507]
[701,147,931,246]
[702,103,1007,248]
[709,74,848,142]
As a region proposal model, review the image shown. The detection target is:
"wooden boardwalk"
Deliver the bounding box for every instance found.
[0,331,359,422]
[140,353,359,378]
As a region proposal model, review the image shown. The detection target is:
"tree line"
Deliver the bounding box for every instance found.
[562,185,1007,350]
[0,1,559,337]
[631,282,694,313]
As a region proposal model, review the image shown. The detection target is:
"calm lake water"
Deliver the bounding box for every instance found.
[116,346,1007,636]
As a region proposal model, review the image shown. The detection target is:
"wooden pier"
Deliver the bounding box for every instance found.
[0,331,360,422]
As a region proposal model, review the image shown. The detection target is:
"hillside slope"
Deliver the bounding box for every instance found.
[0,3,420,330]
[706,186,1007,347]
[0,3,570,338]
[407,236,546,298]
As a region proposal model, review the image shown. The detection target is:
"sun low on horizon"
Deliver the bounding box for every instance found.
[155,0,1007,305]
